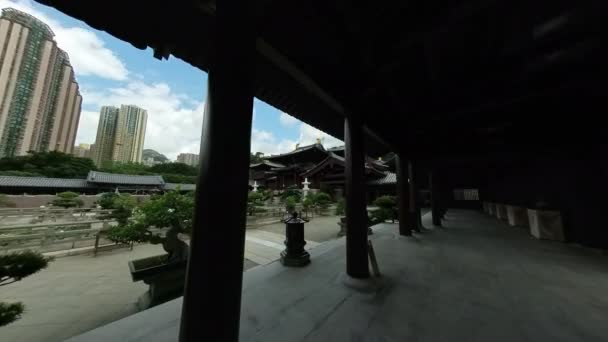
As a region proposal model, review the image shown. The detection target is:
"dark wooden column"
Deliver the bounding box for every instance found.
[408,161,422,232]
[179,1,253,341]
[344,117,369,279]
[396,155,412,236]
[430,171,441,226]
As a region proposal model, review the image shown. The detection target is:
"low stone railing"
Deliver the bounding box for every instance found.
[0,208,114,226]
[0,220,118,255]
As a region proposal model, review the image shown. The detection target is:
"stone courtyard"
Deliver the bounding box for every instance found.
[0,215,343,342]
[4,210,608,341]
[70,210,608,342]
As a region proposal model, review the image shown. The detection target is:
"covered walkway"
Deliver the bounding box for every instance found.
[69,210,608,341]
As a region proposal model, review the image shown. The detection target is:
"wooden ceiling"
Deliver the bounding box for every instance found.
[35,0,608,160]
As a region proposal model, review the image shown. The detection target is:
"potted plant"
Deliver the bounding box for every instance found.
[106,190,194,308]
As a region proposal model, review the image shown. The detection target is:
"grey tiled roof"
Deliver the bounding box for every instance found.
[163,183,196,191]
[250,160,285,169]
[87,171,164,185]
[263,143,325,159]
[367,172,397,186]
[0,176,90,188]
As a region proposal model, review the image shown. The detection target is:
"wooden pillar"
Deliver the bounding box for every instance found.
[408,161,422,232]
[430,171,441,226]
[396,155,412,236]
[179,0,253,340]
[344,117,369,279]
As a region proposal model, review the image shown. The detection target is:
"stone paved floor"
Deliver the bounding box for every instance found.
[68,210,608,342]
[258,214,343,243]
[0,226,322,342]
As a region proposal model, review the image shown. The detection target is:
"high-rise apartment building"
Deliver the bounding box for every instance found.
[0,8,81,158]
[72,143,91,158]
[92,105,147,166]
[177,152,199,167]
[92,106,118,166]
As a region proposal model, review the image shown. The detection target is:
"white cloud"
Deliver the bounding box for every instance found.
[0,0,128,80]
[297,122,342,148]
[75,110,99,146]
[250,111,343,156]
[251,128,297,156]
[77,81,205,160]
[279,111,298,127]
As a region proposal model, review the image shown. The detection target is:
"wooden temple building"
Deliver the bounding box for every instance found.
[250,143,394,198]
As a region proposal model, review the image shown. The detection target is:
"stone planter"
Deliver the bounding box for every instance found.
[506,205,528,227]
[527,209,565,241]
[129,254,187,310]
[495,203,508,220]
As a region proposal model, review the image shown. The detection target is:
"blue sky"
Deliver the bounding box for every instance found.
[0,0,342,160]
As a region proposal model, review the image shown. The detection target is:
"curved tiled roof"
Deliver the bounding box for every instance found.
[0,176,90,188]
[87,171,164,185]
[250,160,285,169]
[263,143,326,160]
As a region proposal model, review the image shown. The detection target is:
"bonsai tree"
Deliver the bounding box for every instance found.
[97,192,119,209]
[247,191,264,216]
[0,194,15,208]
[313,192,332,213]
[107,190,194,262]
[0,250,52,327]
[109,194,137,225]
[50,192,84,209]
[370,195,397,223]
[281,186,302,202]
[285,196,298,213]
[335,198,345,216]
[302,194,315,215]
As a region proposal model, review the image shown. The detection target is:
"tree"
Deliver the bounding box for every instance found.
[0,151,96,178]
[149,162,197,176]
[0,194,15,208]
[100,161,149,175]
[250,152,264,164]
[370,195,397,223]
[50,192,84,208]
[107,191,194,262]
[313,192,332,211]
[247,191,264,215]
[0,251,52,327]
[285,196,298,213]
[0,170,43,177]
[97,192,118,210]
[281,186,302,202]
[103,194,137,225]
[99,162,198,184]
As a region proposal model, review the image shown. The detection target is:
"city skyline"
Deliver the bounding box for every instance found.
[0,1,342,161]
[0,7,81,157]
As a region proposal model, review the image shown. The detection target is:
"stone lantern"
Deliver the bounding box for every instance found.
[280,212,310,267]
[301,177,311,198]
